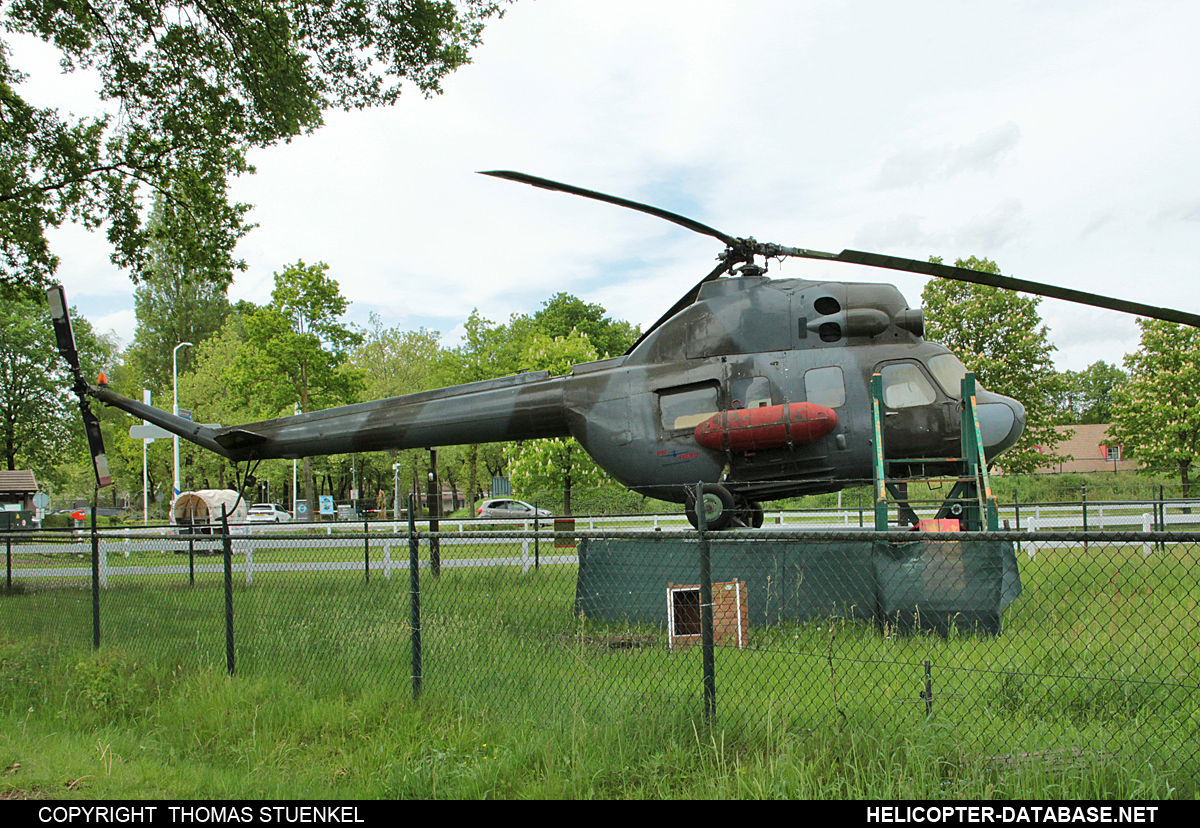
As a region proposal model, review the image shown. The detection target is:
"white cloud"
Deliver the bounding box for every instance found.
[875,122,1021,189]
[953,199,1026,253]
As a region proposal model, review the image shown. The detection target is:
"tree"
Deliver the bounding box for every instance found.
[526,293,639,358]
[348,312,445,515]
[351,313,443,401]
[125,197,231,391]
[922,256,1067,473]
[0,292,111,474]
[1053,361,1127,425]
[176,316,266,493]
[229,261,363,513]
[1108,319,1200,497]
[1,1,507,288]
[437,295,639,513]
[438,308,523,513]
[504,331,609,515]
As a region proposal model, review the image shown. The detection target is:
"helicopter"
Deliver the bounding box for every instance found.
[49,171,1200,530]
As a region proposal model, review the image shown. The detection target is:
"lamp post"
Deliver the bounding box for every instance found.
[172,341,193,503]
[293,402,299,516]
[392,462,401,525]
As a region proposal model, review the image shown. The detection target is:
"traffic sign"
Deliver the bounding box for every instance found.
[130,424,173,440]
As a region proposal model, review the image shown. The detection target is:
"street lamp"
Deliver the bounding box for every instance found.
[172,341,193,503]
[392,462,401,527]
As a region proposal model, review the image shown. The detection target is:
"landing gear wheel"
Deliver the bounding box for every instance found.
[730,495,765,529]
[685,485,735,530]
[748,500,765,529]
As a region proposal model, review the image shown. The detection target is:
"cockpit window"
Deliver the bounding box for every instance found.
[880,362,937,409]
[928,354,969,397]
[658,384,719,431]
[805,366,846,408]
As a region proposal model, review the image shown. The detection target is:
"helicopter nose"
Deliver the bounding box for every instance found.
[976,395,1025,460]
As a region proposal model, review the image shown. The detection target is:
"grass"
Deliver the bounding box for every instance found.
[1,536,1196,799]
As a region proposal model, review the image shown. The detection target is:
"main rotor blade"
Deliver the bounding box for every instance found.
[481,172,1200,329]
[831,250,1200,329]
[626,259,733,353]
[478,170,739,247]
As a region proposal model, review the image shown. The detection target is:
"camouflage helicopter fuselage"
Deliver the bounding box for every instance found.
[90,271,1026,505]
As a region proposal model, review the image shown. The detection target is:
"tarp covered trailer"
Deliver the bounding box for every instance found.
[171,490,247,534]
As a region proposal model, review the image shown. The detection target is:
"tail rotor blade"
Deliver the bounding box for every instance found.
[47,284,81,367]
[47,285,113,488]
[82,404,113,489]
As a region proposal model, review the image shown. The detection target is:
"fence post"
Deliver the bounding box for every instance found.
[363,519,370,584]
[923,660,933,718]
[696,482,716,722]
[408,493,422,698]
[1013,491,1021,556]
[221,505,235,676]
[1158,485,1166,552]
[1143,513,1152,556]
[534,508,540,570]
[99,541,108,590]
[188,535,195,586]
[5,529,10,590]
[1081,484,1088,545]
[521,522,530,574]
[91,493,100,650]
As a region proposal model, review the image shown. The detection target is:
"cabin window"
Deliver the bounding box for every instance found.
[928,354,969,396]
[731,377,772,409]
[880,362,937,409]
[658,384,720,431]
[804,366,846,408]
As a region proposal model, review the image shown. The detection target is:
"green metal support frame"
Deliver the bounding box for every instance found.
[870,372,1000,532]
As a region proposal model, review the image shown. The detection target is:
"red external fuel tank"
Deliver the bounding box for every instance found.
[694,402,838,453]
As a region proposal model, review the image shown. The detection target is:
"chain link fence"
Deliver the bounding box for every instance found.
[2,516,1197,789]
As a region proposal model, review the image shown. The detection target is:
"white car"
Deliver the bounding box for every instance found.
[247,503,292,523]
[476,498,552,521]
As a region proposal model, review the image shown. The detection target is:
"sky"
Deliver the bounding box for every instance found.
[11,0,1200,373]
